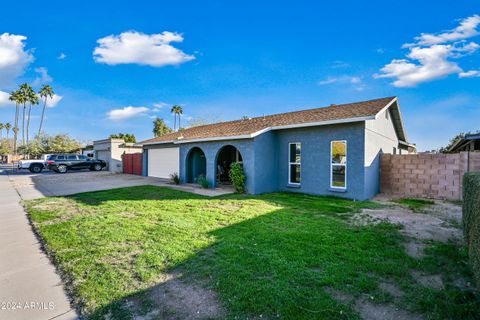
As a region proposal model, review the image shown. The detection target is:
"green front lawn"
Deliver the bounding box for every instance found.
[25,186,479,319]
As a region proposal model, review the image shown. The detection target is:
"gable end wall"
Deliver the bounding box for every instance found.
[364,108,399,198]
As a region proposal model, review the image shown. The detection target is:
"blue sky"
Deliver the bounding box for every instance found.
[0,1,479,151]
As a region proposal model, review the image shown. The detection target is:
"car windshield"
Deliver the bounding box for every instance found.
[47,155,56,160]
[78,155,87,160]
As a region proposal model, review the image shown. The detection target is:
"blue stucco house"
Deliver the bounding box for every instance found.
[141,96,415,200]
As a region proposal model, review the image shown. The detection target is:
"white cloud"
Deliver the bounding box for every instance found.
[350,76,361,84]
[318,75,365,91]
[0,33,34,87]
[375,45,464,87]
[93,31,195,67]
[330,60,349,68]
[32,67,53,86]
[107,106,149,120]
[459,70,480,78]
[408,14,480,47]
[0,90,14,107]
[376,15,480,87]
[318,77,339,85]
[46,94,63,108]
[152,101,168,111]
[58,52,67,60]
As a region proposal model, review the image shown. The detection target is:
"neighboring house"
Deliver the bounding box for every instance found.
[140,96,415,200]
[448,133,480,153]
[93,138,143,172]
[79,144,95,158]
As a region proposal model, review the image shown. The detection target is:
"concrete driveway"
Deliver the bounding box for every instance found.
[0,167,232,319]
[7,169,233,200]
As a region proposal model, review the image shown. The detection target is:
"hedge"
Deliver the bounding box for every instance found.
[463,172,480,288]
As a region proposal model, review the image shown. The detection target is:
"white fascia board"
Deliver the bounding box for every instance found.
[373,97,397,119]
[144,116,373,146]
[142,140,176,146]
[393,98,408,142]
[269,116,374,131]
[374,96,409,142]
[174,134,255,144]
[398,140,415,147]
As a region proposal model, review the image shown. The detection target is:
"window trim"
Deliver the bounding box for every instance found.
[288,142,301,185]
[330,140,347,190]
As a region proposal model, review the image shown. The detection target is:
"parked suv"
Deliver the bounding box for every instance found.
[46,154,106,173]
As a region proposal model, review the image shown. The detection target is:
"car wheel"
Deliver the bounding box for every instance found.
[93,164,102,171]
[29,164,43,173]
[57,165,68,173]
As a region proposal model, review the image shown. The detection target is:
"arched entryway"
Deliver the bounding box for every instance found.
[187,147,207,183]
[216,145,243,185]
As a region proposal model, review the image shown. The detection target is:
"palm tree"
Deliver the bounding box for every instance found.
[12,127,19,154]
[4,123,11,153]
[38,85,54,135]
[5,123,11,140]
[176,105,183,130]
[18,83,30,146]
[9,90,21,154]
[170,105,183,131]
[170,106,177,131]
[26,87,39,145]
[0,123,3,139]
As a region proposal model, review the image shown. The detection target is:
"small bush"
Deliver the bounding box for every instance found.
[169,172,180,185]
[229,162,246,193]
[463,172,480,288]
[197,174,209,189]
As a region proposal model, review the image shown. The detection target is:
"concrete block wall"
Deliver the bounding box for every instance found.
[381,152,480,200]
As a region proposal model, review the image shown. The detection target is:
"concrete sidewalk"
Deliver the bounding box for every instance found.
[0,172,77,320]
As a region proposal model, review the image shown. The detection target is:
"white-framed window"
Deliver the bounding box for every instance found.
[288,142,301,184]
[330,140,347,189]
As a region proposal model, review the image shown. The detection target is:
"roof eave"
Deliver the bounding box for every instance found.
[142,140,176,146]
[143,116,375,146]
[399,140,416,148]
[270,116,374,131]
[373,97,408,142]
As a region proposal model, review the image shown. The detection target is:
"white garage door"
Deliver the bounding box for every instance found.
[96,150,111,170]
[148,147,180,179]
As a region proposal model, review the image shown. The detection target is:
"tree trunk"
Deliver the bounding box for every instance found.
[13,104,19,154]
[38,98,47,135]
[22,103,26,147]
[27,103,32,145]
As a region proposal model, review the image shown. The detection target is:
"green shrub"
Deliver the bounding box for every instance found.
[197,174,209,189]
[169,172,180,185]
[229,162,246,193]
[463,172,480,288]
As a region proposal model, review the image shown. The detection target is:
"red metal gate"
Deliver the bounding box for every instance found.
[123,153,143,175]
